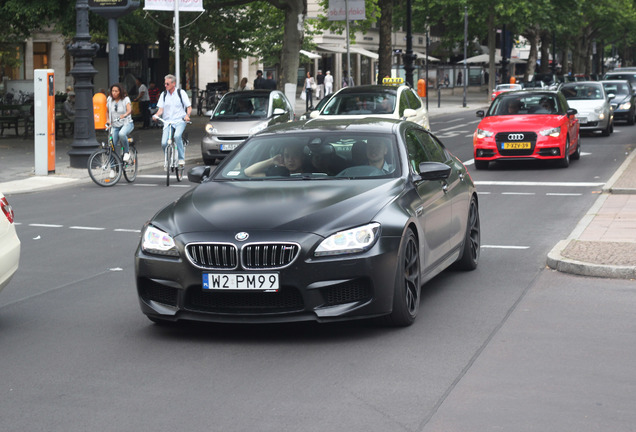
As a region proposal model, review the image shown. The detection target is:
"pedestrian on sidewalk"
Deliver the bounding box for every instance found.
[324,71,333,96]
[135,77,151,129]
[304,71,315,111]
[106,83,134,162]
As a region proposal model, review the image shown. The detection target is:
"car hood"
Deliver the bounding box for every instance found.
[478,114,565,131]
[610,94,631,105]
[565,100,608,113]
[208,117,268,135]
[155,179,405,237]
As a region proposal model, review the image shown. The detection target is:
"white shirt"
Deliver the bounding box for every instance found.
[157,88,191,122]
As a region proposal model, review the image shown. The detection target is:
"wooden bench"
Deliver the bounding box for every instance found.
[0,105,21,136]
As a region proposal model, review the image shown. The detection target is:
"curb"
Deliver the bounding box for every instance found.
[546,150,636,279]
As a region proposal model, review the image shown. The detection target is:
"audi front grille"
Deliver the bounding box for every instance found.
[495,132,537,156]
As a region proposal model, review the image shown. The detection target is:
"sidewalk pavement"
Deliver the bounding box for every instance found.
[0,87,634,279]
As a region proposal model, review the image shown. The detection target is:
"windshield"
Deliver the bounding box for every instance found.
[602,83,630,95]
[561,85,604,100]
[215,132,401,180]
[487,94,561,115]
[213,93,269,119]
[321,92,396,115]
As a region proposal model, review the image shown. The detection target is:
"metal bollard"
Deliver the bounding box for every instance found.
[438,87,441,108]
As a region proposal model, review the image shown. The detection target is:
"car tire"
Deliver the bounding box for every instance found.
[571,134,581,160]
[384,228,421,327]
[601,120,611,136]
[559,137,571,168]
[452,195,480,271]
[474,160,489,170]
[628,110,636,126]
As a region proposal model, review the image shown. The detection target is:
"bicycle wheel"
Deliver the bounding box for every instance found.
[123,145,138,182]
[88,149,122,187]
[166,145,173,186]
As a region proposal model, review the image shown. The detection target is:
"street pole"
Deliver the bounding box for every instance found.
[463,6,467,107]
[175,0,181,87]
[403,0,415,86]
[67,0,101,168]
[345,0,351,86]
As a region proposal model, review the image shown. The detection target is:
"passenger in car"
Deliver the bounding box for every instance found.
[351,138,394,173]
[244,144,308,177]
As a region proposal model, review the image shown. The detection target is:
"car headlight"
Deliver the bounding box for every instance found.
[205,123,217,135]
[141,225,179,256]
[540,127,560,137]
[248,122,269,135]
[619,102,632,110]
[315,223,381,256]
[476,128,494,139]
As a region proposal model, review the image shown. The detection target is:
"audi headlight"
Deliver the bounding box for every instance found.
[142,225,179,256]
[619,102,632,110]
[540,127,561,137]
[315,223,380,256]
[205,123,217,135]
[249,122,269,135]
[476,128,494,139]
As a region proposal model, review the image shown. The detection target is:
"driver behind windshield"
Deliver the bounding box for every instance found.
[244,144,308,177]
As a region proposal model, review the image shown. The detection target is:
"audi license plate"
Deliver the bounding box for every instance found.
[220,143,239,151]
[203,273,279,292]
[502,142,531,150]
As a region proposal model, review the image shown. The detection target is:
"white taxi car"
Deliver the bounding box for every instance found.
[311,78,429,130]
[0,192,20,294]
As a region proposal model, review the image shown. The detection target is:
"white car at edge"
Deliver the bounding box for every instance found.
[0,192,20,294]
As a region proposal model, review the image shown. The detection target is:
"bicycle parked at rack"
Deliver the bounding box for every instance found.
[87,125,138,186]
[155,117,190,186]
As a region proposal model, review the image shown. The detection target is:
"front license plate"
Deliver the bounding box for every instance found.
[203,273,279,292]
[220,143,239,151]
[502,142,531,150]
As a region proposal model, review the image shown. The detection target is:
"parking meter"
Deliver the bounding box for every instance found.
[34,69,55,175]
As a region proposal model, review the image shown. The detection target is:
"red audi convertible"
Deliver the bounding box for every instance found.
[473,91,580,169]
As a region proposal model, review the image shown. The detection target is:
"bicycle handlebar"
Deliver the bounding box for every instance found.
[153,116,192,125]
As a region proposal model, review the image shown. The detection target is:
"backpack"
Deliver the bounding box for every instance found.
[161,88,186,109]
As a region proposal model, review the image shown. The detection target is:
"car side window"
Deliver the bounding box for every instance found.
[409,129,448,164]
[405,130,429,173]
[272,93,285,112]
[398,91,410,117]
[404,89,422,110]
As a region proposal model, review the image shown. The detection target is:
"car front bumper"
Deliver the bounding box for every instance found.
[135,231,401,324]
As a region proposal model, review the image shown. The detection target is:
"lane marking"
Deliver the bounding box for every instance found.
[29,223,64,228]
[474,181,604,187]
[69,226,106,231]
[546,193,583,196]
[482,245,530,250]
[502,192,535,195]
[114,228,142,233]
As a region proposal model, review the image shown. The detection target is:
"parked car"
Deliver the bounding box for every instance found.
[311,81,430,130]
[601,80,636,125]
[473,90,580,169]
[491,83,523,100]
[0,192,20,295]
[200,89,295,165]
[135,118,480,326]
[561,82,614,136]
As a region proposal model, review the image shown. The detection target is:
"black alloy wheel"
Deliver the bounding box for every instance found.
[385,228,421,326]
[453,196,481,270]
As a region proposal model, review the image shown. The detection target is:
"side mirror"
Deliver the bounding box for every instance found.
[272,108,286,116]
[309,110,320,119]
[476,110,485,118]
[188,165,212,183]
[418,162,451,181]
[566,108,578,117]
[402,108,417,119]
[607,93,616,100]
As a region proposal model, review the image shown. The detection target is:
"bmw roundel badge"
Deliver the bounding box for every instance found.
[235,232,249,241]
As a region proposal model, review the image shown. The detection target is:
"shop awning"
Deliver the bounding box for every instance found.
[300,50,322,59]
[412,51,440,62]
[317,45,379,60]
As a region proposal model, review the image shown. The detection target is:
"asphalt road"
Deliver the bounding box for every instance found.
[1,113,635,431]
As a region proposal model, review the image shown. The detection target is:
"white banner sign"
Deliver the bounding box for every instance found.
[144,0,204,12]
[328,0,365,21]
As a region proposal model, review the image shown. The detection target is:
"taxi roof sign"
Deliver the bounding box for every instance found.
[382,77,404,86]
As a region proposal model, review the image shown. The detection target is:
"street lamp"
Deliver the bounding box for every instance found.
[67,0,101,168]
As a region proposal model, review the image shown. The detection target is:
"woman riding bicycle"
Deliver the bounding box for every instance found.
[153,74,192,166]
[106,83,134,162]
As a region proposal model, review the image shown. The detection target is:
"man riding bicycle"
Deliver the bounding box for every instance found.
[153,74,192,166]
